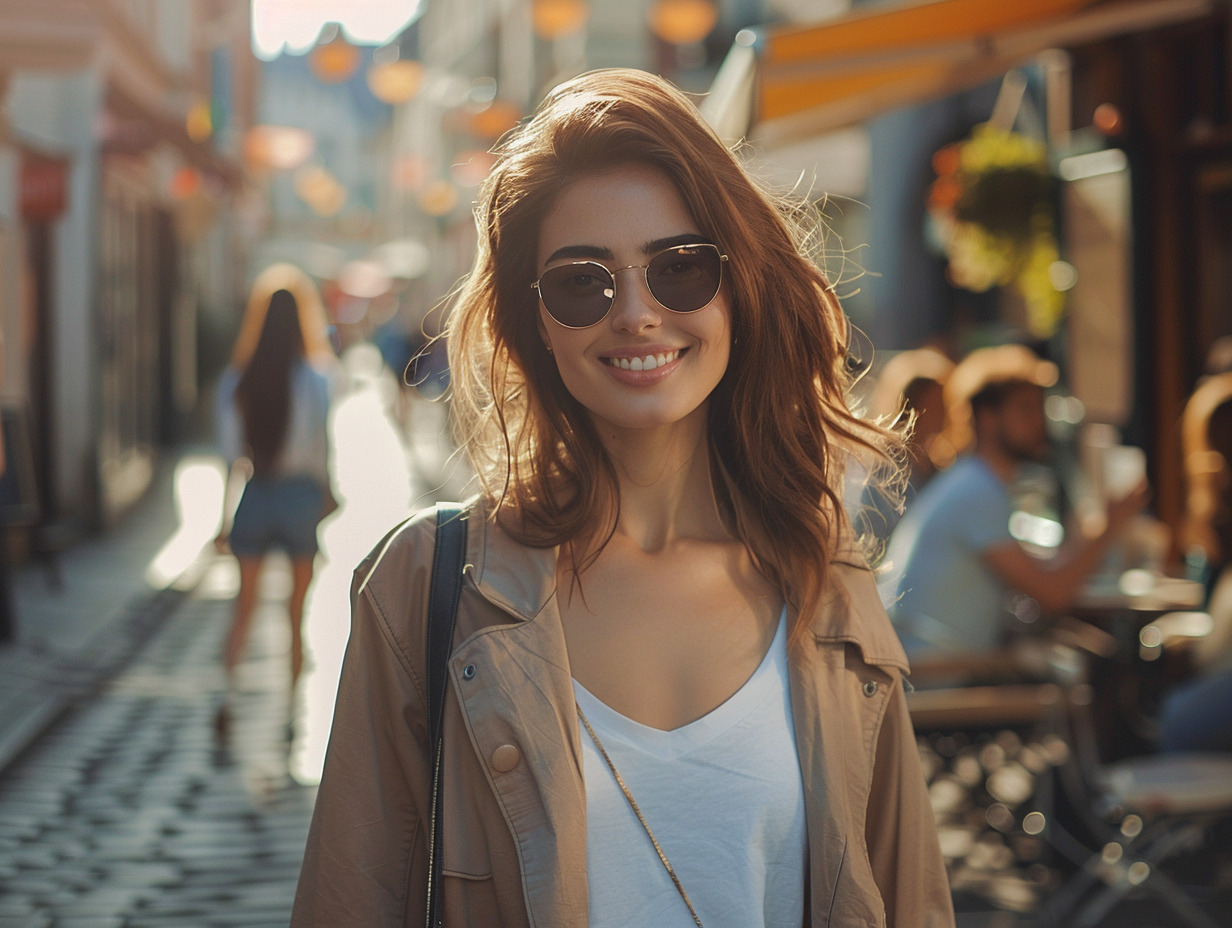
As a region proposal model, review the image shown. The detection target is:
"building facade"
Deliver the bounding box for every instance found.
[0,0,254,541]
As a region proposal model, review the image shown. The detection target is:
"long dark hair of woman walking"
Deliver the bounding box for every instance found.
[235,288,304,476]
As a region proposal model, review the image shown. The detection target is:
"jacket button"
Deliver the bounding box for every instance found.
[491,744,521,772]
[862,680,879,697]
[462,664,476,680]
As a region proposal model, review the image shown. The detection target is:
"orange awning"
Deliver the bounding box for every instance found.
[703,0,1214,145]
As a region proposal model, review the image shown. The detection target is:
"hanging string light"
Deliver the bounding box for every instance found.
[647,0,718,45]
[309,23,361,84]
[244,125,315,171]
[294,164,347,216]
[419,178,458,216]
[450,149,498,187]
[468,100,522,140]
[532,0,589,39]
[367,44,424,104]
[186,101,212,142]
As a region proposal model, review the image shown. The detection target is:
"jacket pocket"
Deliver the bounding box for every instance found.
[441,804,494,880]
[441,833,503,928]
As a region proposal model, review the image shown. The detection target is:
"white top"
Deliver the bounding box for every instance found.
[574,610,807,928]
[216,360,332,485]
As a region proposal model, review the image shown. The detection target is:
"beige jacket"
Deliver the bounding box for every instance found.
[292,502,955,928]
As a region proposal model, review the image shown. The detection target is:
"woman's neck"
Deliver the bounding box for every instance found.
[592,407,729,552]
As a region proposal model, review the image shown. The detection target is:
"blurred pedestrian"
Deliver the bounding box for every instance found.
[1158,337,1232,753]
[1180,336,1232,595]
[292,69,952,928]
[215,265,335,741]
[855,346,954,556]
[882,344,1149,657]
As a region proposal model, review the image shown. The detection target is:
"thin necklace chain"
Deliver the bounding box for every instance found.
[576,702,704,928]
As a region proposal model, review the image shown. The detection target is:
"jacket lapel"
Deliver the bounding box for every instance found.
[453,512,590,927]
[792,562,909,925]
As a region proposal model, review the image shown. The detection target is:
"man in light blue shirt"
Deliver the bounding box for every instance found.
[882,345,1149,658]
[883,455,1016,653]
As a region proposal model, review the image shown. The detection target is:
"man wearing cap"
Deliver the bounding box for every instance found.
[881,345,1149,657]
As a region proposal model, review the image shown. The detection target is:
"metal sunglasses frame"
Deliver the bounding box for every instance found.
[531,242,729,329]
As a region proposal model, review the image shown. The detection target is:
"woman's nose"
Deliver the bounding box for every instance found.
[608,266,662,333]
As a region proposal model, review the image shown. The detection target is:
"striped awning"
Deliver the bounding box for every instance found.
[702,0,1214,145]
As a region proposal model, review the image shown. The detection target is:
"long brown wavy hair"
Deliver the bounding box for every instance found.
[235,288,304,476]
[447,68,903,643]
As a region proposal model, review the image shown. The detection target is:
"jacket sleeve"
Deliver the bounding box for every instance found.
[865,674,956,928]
[291,521,435,927]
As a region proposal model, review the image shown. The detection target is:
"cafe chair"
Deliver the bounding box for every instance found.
[1034,643,1232,928]
[904,634,1081,691]
[1178,368,1232,582]
[906,680,1063,731]
[906,651,1071,915]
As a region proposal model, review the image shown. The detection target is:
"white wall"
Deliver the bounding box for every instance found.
[0,147,26,406]
[156,0,194,72]
[8,68,104,518]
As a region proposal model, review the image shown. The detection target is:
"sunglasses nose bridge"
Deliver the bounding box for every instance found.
[609,262,651,295]
[607,263,664,329]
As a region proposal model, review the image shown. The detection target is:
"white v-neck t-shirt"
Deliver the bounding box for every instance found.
[574,610,807,928]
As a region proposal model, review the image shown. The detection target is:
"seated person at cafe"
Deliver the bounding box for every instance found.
[1159,338,1232,753]
[1180,336,1232,597]
[881,344,1149,657]
[854,347,954,556]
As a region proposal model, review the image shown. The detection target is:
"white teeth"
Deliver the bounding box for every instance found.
[611,350,679,371]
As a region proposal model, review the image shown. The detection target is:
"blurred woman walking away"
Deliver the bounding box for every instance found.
[215,265,336,743]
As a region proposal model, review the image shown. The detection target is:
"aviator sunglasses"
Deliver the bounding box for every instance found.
[532,242,729,328]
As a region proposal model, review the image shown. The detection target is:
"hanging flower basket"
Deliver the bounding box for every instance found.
[927,124,1064,338]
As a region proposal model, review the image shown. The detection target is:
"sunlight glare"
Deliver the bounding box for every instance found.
[251,0,425,60]
[291,367,416,784]
[145,457,228,590]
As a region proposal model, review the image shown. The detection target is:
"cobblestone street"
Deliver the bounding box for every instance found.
[0,556,316,928]
[0,378,462,928]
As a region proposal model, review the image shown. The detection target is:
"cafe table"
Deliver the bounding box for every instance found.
[1070,571,1209,759]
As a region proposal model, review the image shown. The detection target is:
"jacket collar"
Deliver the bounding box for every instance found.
[465,497,558,622]
[807,558,909,672]
[464,496,908,673]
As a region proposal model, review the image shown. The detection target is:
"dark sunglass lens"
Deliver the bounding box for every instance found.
[647,246,722,312]
[538,264,615,327]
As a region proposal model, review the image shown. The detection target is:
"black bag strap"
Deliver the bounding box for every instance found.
[425,502,468,928]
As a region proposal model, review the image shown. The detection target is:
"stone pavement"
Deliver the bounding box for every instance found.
[0,375,465,927]
[0,448,219,777]
[0,554,316,927]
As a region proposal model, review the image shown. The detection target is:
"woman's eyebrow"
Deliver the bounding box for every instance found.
[643,232,709,253]
[543,244,614,264]
[544,233,710,266]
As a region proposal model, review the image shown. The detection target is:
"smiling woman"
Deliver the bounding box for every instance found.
[292,68,955,928]
[533,166,732,435]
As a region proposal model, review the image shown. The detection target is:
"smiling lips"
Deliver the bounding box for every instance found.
[602,348,683,371]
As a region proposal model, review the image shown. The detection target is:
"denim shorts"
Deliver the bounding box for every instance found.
[229,475,325,558]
